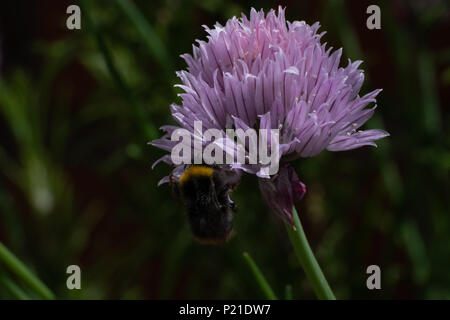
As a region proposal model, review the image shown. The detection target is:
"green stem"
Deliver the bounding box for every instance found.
[243,252,277,300]
[80,0,157,141]
[284,284,293,300]
[114,0,173,78]
[285,207,335,300]
[0,242,54,300]
[0,271,30,300]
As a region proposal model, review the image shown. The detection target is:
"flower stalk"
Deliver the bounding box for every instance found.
[243,252,278,300]
[285,207,335,300]
[0,242,54,300]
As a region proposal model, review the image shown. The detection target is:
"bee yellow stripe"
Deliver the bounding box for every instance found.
[179,166,214,185]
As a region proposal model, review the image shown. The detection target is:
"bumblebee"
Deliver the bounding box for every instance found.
[171,165,239,244]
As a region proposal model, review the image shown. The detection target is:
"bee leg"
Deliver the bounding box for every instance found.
[170,173,181,196]
[229,198,236,212]
[229,182,239,191]
[215,183,234,211]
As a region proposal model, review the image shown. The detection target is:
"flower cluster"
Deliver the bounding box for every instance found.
[151,7,389,224]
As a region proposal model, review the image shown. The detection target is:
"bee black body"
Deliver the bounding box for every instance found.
[173,166,237,244]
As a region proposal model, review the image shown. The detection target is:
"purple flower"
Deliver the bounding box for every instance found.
[150,7,389,224]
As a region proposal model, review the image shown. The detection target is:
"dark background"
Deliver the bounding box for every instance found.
[0,0,448,299]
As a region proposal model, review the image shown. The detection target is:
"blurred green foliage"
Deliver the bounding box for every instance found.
[0,0,448,299]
